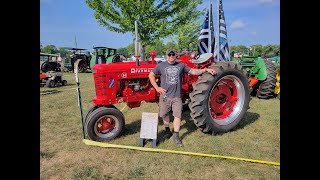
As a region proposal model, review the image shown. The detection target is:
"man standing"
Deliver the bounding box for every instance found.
[148,48,216,146]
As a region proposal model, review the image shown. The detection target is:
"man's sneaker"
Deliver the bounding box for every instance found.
[173,133,183,147]
[163,131,173,139]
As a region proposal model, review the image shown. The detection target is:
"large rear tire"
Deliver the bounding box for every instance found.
[85,107,125,142]
[78,60,87,73]
[40,62,52,73]
[189,62,250,134]
[256,60,277,99]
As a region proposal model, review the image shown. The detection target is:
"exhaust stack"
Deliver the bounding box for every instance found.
[134,21,141,66]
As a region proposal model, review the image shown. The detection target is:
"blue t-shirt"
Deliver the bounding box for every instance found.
[152,61,191,98]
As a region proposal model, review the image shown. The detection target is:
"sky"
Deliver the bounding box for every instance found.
[40,0,280,50]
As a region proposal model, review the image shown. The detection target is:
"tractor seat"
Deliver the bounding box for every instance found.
[190,53,213,64]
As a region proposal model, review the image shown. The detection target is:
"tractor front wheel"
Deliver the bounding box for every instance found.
[189,62,250,134]
[85,106,125,142]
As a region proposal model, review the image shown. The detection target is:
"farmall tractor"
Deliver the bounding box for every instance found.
[83,51,250,142]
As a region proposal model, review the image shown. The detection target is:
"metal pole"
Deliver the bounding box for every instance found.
[74,59,86,139]
[134,20,140,66]
[75,35,77,49]
[217,0,220,62]
[208,0,212,53]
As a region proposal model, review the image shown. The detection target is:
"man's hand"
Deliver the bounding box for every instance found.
[156,87,167,95]
[189,68,218,76]
[205,68,217,75]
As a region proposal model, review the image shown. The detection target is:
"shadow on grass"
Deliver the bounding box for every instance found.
[157,110,197,145]
[234,111,260,130]
[122,119,142,136]
[53,83,76,88]
[121,110,259,142]
[212,112,260,136]
[40,89,62,95]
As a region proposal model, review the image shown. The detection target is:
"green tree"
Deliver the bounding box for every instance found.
[117,47,128,57]
[145,39,165,58]
[42,45,59,54]
[230,46,239,54]
[237,45,248,55]
[175,0,203,52]
[273,44,280,56]
[85,0,202,60]
[126,43,134,58]
[250,44,263,57]
[262,44,275,58]
[58,48,72,57]
[164,41,178,53]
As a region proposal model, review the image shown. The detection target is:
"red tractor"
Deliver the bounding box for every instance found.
[84,51,250,142]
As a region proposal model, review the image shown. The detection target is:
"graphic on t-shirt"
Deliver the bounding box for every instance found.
[165,66,180,84]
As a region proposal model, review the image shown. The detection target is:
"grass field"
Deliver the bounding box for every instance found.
[40,72,280,180]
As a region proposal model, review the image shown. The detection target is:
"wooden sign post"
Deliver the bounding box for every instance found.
[139,112,158,148]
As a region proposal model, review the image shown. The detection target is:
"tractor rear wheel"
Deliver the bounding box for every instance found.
[256,60,277,99]
[40,61,52,72]
[85,106,125,142]
[78,60,87,73]
[189,62,250,134]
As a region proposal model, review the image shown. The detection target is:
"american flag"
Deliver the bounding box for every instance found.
[197,3,216,55]
[217,0,230,61]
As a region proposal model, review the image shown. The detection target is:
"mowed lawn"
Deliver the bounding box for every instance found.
[40,72,280,180]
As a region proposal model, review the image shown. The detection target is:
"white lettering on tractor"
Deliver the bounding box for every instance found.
[130,68,153,73]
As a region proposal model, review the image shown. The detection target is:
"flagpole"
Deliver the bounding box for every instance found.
[208,0,212,53]
[217,0,220,61]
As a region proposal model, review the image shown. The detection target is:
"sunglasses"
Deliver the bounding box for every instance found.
[168,53,175,57]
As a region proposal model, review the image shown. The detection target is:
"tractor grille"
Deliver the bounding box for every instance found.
[93,73,107,96]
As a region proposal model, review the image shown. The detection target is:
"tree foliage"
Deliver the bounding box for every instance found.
[145,39,166,58]
[85,0,203,58]
[175,0,203,52]
[117,47,128,57]
[41,45,72,57]
[41,45,59,54]
[230,44,280,58]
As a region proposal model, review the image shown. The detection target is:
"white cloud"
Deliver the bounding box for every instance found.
[259,0,273,4]
[251,31,257,36]
[230,20,247,30]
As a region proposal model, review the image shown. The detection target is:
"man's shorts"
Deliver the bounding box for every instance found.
[159,94,182,119]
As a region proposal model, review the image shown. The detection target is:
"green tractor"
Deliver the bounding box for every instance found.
[231,52,277,99]
[90,46,121,68]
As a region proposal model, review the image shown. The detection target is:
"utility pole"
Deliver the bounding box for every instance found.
[74,35,77,49]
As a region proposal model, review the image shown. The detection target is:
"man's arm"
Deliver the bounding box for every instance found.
[148,72,166,94]
[188,68,217,75]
